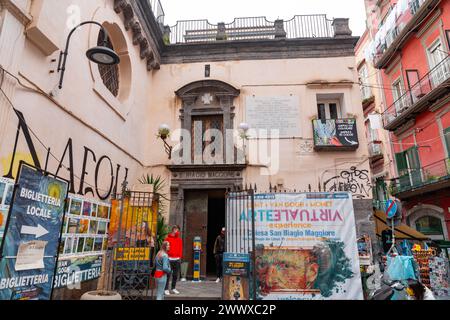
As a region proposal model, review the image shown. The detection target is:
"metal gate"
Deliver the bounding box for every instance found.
[225,187,256,300]
[107,188,159,300]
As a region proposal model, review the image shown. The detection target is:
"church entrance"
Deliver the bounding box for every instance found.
[183,189,226,280]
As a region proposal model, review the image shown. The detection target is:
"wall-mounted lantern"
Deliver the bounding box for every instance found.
[57,21,121,90]
[158,124,173,159]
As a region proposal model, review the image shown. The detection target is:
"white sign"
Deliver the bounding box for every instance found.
[246,96,300,137]
[15,240,47,271]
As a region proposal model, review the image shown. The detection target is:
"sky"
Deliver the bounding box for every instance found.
[161,0,367,36]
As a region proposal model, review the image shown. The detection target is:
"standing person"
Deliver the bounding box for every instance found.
[154,241,171,300]
[164,225,183,295]
[213,227,225,283]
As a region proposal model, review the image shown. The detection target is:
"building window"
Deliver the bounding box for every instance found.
[415,216,443,236]
[444,127,450,157]
[427,39,449,86]
[97,29,119,97]
[392,78,405,112]
[317,100,341,120]
[358,64,372,100]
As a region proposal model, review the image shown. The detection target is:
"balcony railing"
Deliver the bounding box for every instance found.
[312,118,359,151]
[366,0,437,68]
[368,141,384,159]
[390,157,450,195]
[148,0,165,25]
[167,15,334,44]
[382,55,450,129]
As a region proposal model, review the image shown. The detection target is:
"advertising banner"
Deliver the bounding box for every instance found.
[0,164,68,300]
[232,192,363,300]
[313,119,359,148]
[53,255,103,289]
[0,178,15,246]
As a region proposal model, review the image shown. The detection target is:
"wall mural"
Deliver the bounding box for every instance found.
[323,167,372,199]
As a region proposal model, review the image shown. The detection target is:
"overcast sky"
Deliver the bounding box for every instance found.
[161,0,367,36]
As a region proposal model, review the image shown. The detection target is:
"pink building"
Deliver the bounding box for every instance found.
[364,0,450,243]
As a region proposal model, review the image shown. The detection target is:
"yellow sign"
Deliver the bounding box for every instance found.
[114,247,150,261]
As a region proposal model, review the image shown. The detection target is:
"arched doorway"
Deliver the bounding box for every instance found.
[407,205,448,241]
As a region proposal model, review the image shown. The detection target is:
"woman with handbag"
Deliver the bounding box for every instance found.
[154,241,172,300]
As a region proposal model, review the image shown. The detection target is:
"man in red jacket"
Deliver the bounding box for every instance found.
[164,225,183,295]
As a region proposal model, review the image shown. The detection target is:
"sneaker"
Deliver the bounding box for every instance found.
[215,278,220,283]
[164,290,171,295]
[172,289,180,294]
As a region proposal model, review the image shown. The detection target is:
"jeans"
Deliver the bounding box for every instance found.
[156,275,167,300]
[215,253,223,278]
[165,260,181,290]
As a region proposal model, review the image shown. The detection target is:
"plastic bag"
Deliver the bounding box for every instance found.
[386,255,417,281]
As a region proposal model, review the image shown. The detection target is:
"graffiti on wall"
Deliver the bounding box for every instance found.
[323,167,372,199]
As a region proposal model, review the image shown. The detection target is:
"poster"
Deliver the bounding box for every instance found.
[53,255,103,289]
[223,276,249,300]
[223,253,250,277]
[0,178,15,246]
[0,164,68,300]
[15,241,46,271]
[108,199,157,250]
[229,192,363,300]
[313,119,359,148]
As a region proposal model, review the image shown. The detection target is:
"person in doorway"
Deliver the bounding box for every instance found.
[164,225,183,295]
[406,279,436,300]
[213,227,226,283]
[154,241,171,300]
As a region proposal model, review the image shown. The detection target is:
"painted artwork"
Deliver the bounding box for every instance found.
[69,199,82,216]
[228,192,363,300]
[97,205,109,219]
[91,203,97,218]
[77,219,89,234]
[84,238,94,252]
[97,221,107,235]
[76,238,85,253]
[82,201,91,217]
[67,218,79,234]
[93,238,103,252]
[224,276,248,300]
[89,220,98,234]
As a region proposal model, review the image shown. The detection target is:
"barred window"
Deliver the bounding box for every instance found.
[97,29,119,97]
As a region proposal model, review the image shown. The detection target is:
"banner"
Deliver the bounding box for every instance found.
[0,164,68,300]
[223,253,250,277]
[0,178,14,247]
[233,192,363,300]
[54,255,103,289]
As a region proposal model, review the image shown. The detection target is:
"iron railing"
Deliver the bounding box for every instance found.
[390,157,450,195]
[370,0,428,64]
[382,55,450,127]
[368,141,383,158]
[167,15,334,44]
[148,0,165,25]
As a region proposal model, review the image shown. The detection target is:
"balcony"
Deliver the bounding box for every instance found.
[368,141,384,161]
[382,56,450,131]
[368,0,440,69]
[312,118,359,151]
[390,158,450,199]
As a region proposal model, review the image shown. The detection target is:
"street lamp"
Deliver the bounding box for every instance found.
[158,124,173,159]
[57,21,121,90]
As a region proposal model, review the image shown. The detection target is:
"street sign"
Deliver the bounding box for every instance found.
[385,199,398,219]
[0,163,68,300]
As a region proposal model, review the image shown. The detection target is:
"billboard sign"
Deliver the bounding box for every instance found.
[0,163,68,300]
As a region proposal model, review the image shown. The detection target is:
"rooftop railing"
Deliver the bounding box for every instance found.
[382,55,450,128]
[148,0,165,25]
[166,15,335,44]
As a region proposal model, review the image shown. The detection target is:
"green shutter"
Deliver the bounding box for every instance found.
[406,147,422,186]
[445,127,450,157]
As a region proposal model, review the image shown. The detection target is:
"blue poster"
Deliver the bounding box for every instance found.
[0,164,68,300]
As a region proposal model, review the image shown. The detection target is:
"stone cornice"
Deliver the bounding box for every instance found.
[0,0,32,26]
[113,0,160,71]
[161,36,360,64]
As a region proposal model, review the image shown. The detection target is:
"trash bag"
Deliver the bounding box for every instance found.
[386,255,417,281]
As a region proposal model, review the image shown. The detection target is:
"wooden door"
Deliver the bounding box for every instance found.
[184,191,208,279]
